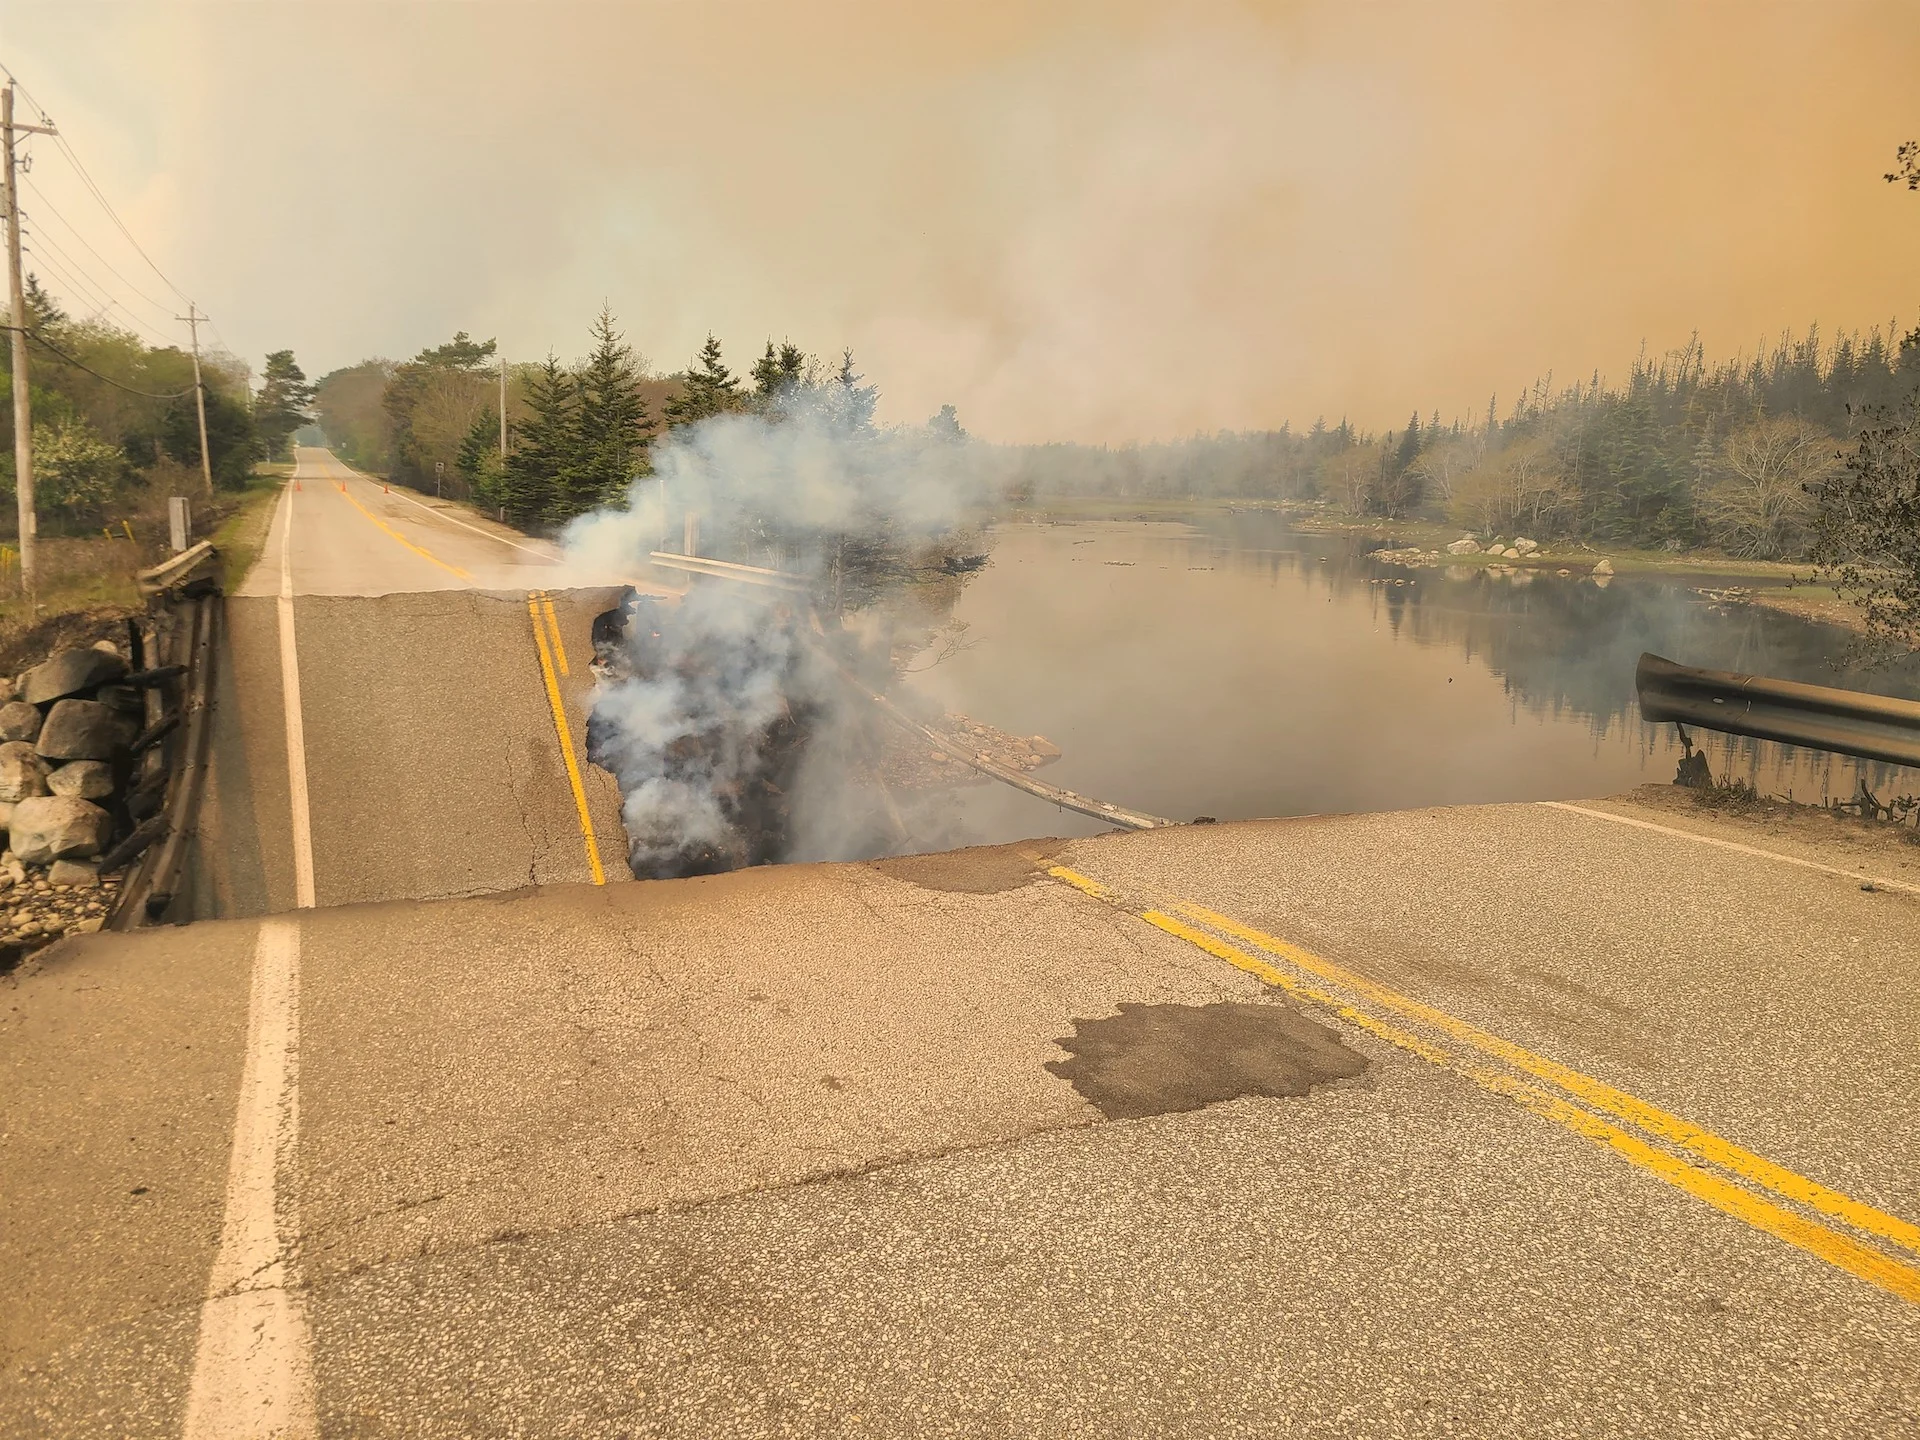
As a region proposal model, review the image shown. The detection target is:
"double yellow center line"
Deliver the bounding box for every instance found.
[528,590,605,886]
[1045,863,1920,1306]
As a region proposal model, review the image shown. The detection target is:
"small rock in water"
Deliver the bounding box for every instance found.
[1029,735,1063,760]
[1591,558,1615,576]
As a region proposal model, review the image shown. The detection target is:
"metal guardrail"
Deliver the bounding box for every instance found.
[109,546,222,928]
[1635,652,1920,769]
[649,551,812,592]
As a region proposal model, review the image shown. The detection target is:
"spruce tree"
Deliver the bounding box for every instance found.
[832,349,878,434]
[567,305,652,520]
[456,405,502,506]
[503,354,577,529]
[664,333,740,428]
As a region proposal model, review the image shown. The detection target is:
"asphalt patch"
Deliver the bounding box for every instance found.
[871,842,1054,895]
[1047,1000,1368,1120]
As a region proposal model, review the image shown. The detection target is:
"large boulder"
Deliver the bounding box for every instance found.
[1445,537,1481,555]
[0,701,41,742]
[47,760,115,800]
[1513,537,1539,555]
[0,741,50,803]
[9,795,112,863]
[36,700,135,761]
[20,647,128,706]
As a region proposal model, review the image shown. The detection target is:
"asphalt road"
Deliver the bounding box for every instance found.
[5,786,1919,1435]
[199,448,653,913]
[2,447,1916,1434]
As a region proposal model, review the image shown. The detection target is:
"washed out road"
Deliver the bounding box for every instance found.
[201,447,664,913]
[1,449,1917,1437]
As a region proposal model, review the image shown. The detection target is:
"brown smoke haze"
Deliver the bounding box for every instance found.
[5,0,1915,441]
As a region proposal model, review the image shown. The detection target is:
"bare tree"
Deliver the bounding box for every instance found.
[1697,415,1834,559]
[1318,440,1384,515]
[1406,433,1484,508]
[1448,435,1574,536]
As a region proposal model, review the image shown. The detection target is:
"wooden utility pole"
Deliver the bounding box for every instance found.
[499,353,507,458]
[175,303,213,496]
[2,83,55,595]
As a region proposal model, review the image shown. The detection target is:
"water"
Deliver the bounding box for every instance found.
[901,512,1920,844]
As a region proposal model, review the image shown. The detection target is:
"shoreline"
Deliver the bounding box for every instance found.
[1005,496,1865,631]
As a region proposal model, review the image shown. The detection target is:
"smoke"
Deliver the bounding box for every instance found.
[567,398,1000,878]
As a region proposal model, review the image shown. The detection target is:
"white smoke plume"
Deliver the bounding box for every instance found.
[565,398,1002,877]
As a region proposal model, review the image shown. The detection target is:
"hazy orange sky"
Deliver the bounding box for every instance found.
[3,1,1915,442]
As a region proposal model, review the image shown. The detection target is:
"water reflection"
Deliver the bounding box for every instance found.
[902,513,1920,844]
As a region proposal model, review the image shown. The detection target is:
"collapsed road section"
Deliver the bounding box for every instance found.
[584,581,1170,881]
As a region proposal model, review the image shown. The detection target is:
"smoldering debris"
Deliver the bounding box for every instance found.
[571,396,1014,881]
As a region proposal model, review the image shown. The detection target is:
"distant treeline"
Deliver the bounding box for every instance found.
[312,310,920,533]
[1003,323,1920,560]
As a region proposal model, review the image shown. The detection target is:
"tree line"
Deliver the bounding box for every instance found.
[1002,320,1920,563]
[0,276,311,535]
[313,309,886,532]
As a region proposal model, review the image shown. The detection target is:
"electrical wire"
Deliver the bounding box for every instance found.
[0,62,198,311]
[19,174,176,323]
[7,324,198,400]
[21,223,181,348]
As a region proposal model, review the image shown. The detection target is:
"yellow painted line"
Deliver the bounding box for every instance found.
[338,484,473,582]
[1047,864,1119,903]
[1175,901,1920,1260]
[538,593,570,676]
[1043,869,1920,1305]
[1139,908,1920,1304]
[528,595,606,886]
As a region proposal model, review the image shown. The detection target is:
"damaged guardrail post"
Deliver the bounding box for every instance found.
[1635,651,1920,769]
[109,541,222,929]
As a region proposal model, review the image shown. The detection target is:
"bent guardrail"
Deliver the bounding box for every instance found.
[1635,652,1920,769]
[109,546,222,928]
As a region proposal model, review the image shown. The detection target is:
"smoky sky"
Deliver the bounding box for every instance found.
[4,0,1916,443]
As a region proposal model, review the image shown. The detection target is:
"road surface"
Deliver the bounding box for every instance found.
[200,448,659,913]
[1,451,1917,1436]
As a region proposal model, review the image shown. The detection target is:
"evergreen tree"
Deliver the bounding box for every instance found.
[254,350,316,460]
[567,305,652,518]
[664,333,741,427]
[831,349,878,434]
[455,404,501,505]
[501,354,577,528]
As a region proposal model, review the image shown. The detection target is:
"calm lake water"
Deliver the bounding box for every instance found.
[901,512,1920,845]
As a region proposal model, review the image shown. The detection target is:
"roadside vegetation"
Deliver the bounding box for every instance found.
[0,276,311,634]
[314,308,918,536]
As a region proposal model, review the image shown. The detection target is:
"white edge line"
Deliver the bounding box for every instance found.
[278,481,317,910]
[1539,800,1920,895]
[330,452,560,561]
[181,915,316,1439]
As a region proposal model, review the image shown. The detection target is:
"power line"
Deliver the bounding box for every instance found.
[19,173,176,323]
[21,222,181,348]
[0,60,196,310]
[8,323,197,400]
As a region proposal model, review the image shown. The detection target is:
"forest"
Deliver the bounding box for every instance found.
[1003,322,1920,563]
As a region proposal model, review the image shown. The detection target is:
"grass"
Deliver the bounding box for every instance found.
[213,473,288,593]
